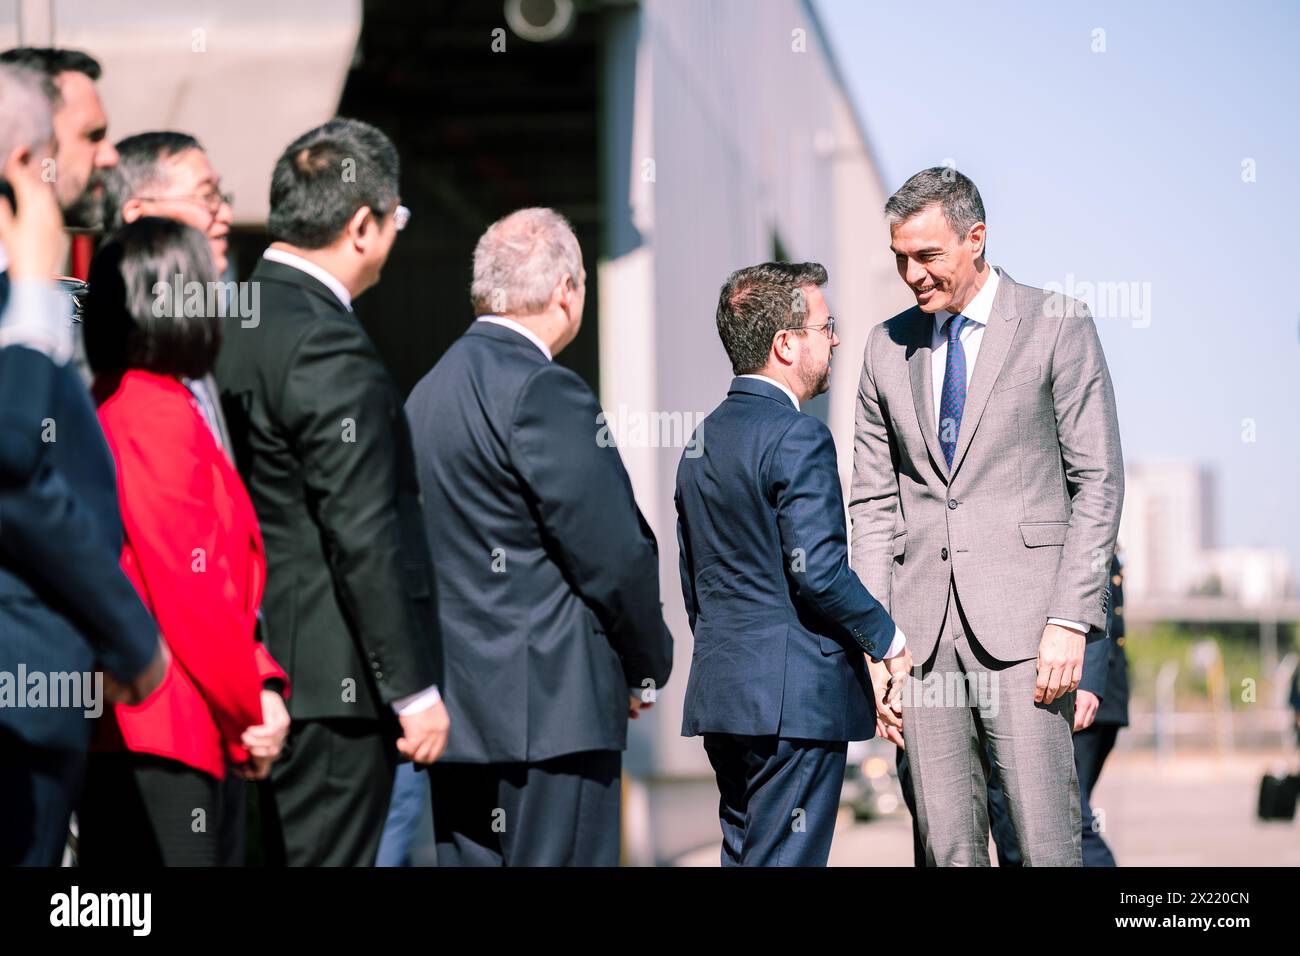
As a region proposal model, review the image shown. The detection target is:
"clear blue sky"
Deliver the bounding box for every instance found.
[818,0,1300,579]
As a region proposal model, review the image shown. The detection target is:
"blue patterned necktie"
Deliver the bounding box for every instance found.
[938,314,967,469]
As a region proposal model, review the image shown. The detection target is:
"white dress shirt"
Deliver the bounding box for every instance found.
[929,266,1000,431]
[930,268,1087,637]
[262,247,353,311]
[740,373,907,660]
[738,372,800,409]
[261,247,441,714]
[476,314,552,360]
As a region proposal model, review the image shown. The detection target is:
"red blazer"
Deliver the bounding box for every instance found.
[93,370,288,779]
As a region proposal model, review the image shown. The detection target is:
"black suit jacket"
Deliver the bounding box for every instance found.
[0,273,158,749]
[405,320,672,763]
[676,377,895,742]
[215,258,440,722]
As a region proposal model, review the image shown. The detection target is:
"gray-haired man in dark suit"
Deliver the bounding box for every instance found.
[405,207,672,866]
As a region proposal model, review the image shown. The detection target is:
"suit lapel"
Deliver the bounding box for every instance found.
[252,258,351,316]
[907,312,950,482]
[950,268,1023,477]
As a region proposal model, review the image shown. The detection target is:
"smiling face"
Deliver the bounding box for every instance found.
[125,148,233,273]
[890,202,986,314]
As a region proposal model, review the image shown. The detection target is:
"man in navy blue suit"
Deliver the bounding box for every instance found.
[0,63,163,866]
[676,261,912,866]
[406,207,672,866]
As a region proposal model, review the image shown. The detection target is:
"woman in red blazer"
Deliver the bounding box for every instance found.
[76,218,290,866]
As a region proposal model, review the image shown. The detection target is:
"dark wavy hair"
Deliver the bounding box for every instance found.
[85,217,221,379]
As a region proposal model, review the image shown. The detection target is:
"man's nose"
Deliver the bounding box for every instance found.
[905,259,927,287]
[96,140,119,169]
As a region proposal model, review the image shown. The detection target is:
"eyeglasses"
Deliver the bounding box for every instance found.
[136,189,233,215]
[779,316,836,339]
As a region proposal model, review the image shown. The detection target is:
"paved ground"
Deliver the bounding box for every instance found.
[674,749,1300,866]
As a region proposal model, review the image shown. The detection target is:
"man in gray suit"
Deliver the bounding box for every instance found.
[849,167,1123,866]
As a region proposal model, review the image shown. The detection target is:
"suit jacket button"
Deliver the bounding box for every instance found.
[947,498,958,510]
[940,547,949,560]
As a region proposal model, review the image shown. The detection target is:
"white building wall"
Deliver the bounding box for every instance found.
[599,0,913,776]
[4,0,360,225]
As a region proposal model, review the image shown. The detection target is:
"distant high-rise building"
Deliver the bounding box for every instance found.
[1120,461,1294,601]
[1119,461,1215,599]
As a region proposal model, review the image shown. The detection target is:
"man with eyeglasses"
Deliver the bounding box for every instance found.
[100,132,236,451]
[105,132,233,274]
[214,118,447,866]
[675,261,910,866]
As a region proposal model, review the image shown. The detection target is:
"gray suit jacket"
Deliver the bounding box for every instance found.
[848,268,1124,663]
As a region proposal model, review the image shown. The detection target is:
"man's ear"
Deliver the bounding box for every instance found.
[546,273,570,315]
[969,221,987,260]
[559,272,578,311]
[120,197,145,224]
[771,328,793,366]
[346,205,373,249]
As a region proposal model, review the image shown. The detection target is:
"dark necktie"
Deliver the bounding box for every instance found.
[938,314,967,469]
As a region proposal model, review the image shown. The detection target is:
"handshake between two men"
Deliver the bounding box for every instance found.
[677,166,1121,868]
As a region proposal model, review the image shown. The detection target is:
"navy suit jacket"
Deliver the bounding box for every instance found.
[1082,554,1130,727]
[405,320,673,763]
[0,272,158,749]
[676,376,895,742]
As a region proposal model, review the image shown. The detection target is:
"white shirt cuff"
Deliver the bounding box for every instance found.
[391,683,442,716]
[884,626,907,660]
[0,280,73,364]
[1048,618,1088,635]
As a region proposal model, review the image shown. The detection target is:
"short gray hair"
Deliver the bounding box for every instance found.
[103,131,203,229]
[884,166,986,246]
[471,207,582,316]
[0,64,53,162]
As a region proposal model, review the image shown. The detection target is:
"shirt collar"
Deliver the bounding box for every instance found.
[475,315,553,361]
[934,265,1000,337]
[262,247,353,311]
[738,373,800,410]
[0,241,8,273]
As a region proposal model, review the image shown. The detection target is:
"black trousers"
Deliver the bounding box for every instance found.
[78,752,223,866]
[703,734,848,867]
[429,750,622,866]
[1075,723,1120,866]
[0,730,84,866]
[258,718,396,867]
[219,772,249,866]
